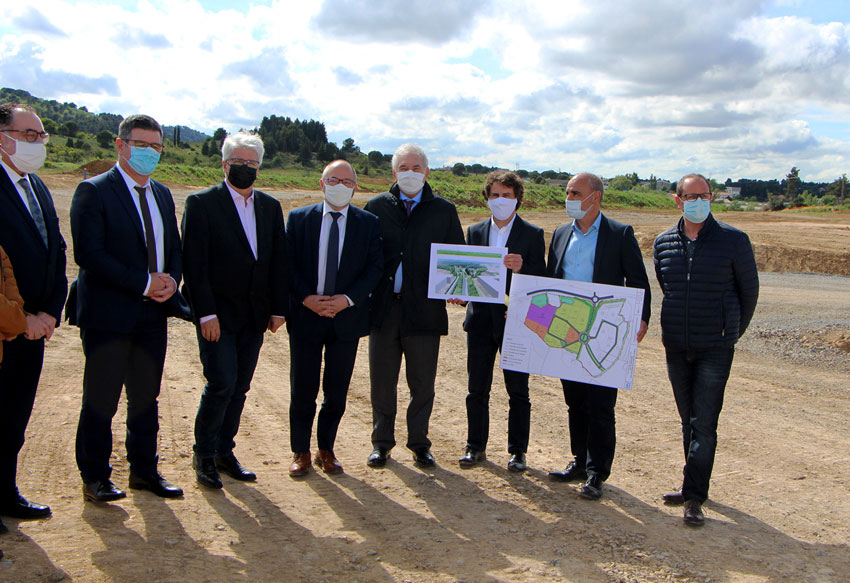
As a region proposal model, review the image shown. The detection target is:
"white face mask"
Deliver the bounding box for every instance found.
[396,170,425,195]
[2,136,47,174]
[566,193,594,220]
[324,183,353,207]
[488,197,517,221]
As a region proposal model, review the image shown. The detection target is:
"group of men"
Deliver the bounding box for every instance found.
[0,101,758,533]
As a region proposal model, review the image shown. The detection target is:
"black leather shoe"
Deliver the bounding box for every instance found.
[683,499,705,526]
[194,455,223,489]
[579,475,604,500]
[128,473,184,498]
[0,516,8,534]
[412,448,435,468]
[507,453,527,472]
[549,460,587,482]
[367,447,389,468]
[458,447,486,468]
[0,493,51,519]
[663,490,685,505]
[215,453,256,482]
[83,480,126,503]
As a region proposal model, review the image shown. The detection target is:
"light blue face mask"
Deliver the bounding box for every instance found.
[127,146,160,176]
[683,198,711,223]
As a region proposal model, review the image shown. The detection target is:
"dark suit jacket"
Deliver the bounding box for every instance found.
[463,215,546,337]
[546,213,651,324]
[285,202,383,341]
[69,165,183,332]
[181,182,289,334]
[0,169,67,322]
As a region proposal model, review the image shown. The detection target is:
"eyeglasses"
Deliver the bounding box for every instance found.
[227,158,260,169]
[123,139,164,152]
[324,176,356,188]
[679,192,712,202]
[2,129,50,144]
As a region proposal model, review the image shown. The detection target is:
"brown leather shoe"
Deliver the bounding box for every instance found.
[288,452,312,477]
[314,450,343,474]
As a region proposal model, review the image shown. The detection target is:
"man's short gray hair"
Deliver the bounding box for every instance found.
[222,131,265,164]
[392,143,428,173]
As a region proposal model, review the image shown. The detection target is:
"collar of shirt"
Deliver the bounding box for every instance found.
[115,161,151,191]
[570,210,603,237]
[399,189,422,208]
[489,214,517,247]
[225,181,254,208]
[2,159,41,214]
[1,159,25,182]
[322,200,350,220]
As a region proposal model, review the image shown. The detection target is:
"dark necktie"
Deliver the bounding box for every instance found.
[324,211,342,295]
[134,186,158,273]
[405,199,415,216]
[19,179,48,246]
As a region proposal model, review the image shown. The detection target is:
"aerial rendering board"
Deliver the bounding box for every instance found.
[427,243,508,304]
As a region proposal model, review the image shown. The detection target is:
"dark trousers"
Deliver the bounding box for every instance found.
[665,347,735,503]
[75,303,167,482]
[289,321,359,453]
[466,331,530,454]
[560,379,618,481]
[194,327,264,459]
[0,336,44,498]
[369,299,440,451]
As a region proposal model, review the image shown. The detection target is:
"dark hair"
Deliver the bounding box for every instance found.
[0,102,36,128]
[482,170,524,208]
[676,173,710,196]
[118,114,163,141]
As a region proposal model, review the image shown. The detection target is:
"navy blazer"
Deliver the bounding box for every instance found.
[181,182,289,334]
[285,202,383,341]
[0,169,67,321]
[463,214,546,336]
[546,213,651,324]
[69,166,184,332]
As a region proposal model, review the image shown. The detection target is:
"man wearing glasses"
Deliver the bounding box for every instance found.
[0,102,67,525]
[182,131,289,488]
[284,159,382,476]
[654,173,758,526]
[69,114,186,502]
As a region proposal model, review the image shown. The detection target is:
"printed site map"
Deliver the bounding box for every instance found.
[500,274,645,389]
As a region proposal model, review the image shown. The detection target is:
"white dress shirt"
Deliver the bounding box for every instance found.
[1,160,43,218]
[115,163,165,295]
[488,215,516,248]
[226,182,258,260]
[317,201,349,296]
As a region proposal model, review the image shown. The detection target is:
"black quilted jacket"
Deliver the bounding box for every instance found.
[653,214,759,351]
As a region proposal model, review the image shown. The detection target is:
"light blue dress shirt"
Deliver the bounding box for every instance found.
[561,212,602,283]
[393,189,423,294]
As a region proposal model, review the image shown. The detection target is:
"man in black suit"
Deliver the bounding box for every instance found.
[364,144,465,468]
[182,131,289,489]
[546,172,651,500]
[285,160,382,476]
[458,171,545,472]
[70,114,185,502]
[0,102,67,523]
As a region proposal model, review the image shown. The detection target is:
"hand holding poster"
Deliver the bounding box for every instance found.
[427,243,508,304]
[500,274,645,389]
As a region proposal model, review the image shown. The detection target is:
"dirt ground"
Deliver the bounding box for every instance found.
[1,176,849,583]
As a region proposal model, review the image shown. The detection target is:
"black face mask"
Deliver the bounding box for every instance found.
[228,164,258,189]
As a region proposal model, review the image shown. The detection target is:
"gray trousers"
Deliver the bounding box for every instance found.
[369,300,440,451]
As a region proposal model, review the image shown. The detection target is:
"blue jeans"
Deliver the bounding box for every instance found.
[665,347,735,503]
[193,328,264,459]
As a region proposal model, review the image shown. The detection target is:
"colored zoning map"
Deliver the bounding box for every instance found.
[524,290,628,377]
[500,275,644,389]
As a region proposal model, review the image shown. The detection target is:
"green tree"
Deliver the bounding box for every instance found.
[609,175,635,191]
[785,166,800,199]
[368,150,384,166]
[96,130,114,149]
[826,174,847,203]
[341,137,358,154]
[451,162,466,176]
[213,127,227,142]
[297,142,312,166]
[59,120,78,137]
[42,118,58,136]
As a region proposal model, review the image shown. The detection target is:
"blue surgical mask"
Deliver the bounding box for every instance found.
[127,146,160,176]
[683,198,711,223]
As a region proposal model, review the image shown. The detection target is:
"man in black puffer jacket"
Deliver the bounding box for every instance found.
[653,173,759,527]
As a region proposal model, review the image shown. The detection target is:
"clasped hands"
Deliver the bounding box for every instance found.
[24,312,57,340]
[145,272,177,303]
[303,294,349,318]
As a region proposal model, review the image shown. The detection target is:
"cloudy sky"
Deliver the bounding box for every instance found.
[1,0,848,181]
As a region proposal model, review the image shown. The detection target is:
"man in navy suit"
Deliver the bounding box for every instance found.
[70,114,185,502]
[182,131,289,489]
[458,171,545,473]
[0,102,67,523]
[285,160,382,476]
[546,172,651,500]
